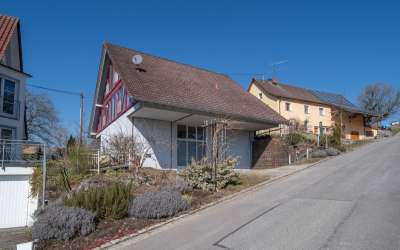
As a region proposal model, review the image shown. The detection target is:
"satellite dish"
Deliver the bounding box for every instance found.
[132,54,143,65]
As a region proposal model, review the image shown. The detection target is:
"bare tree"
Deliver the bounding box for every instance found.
[358,83,400,121]
[26,90,67,146]
[100,120,170,174]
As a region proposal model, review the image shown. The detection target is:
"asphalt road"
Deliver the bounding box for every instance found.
[113,136,400,250]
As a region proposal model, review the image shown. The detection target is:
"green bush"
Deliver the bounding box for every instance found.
[66,144,92,174]
[328,125,342,147]
[179,159,240,191]
[64,182,132,219]
[284,133,305,146]
[31,167,42,197]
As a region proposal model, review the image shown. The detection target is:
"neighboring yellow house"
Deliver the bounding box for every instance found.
[248,78,378,140]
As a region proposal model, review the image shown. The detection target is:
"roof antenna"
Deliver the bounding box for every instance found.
[269,60,288,79]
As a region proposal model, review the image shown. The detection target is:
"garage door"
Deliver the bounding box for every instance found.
[0,175,31,228]
[351,131,360,140]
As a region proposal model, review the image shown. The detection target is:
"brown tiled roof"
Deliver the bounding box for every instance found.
[252,79,375,116]
[0,14,18,59]
[252,79,324,104]
[105,43,286,125]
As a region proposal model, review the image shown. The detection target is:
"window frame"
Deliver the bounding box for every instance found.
[177,125,206,168]
[285,102,291,112]
[304,120,309,131]
[0,126,16,140]
[304,105,310,114]
[0,76,19,119]
[319,107,325,116]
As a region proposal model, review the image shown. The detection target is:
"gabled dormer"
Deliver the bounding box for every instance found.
[89,47,135,135]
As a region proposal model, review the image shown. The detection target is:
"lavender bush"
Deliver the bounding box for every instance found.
[326,147,340,156]
[311,149,328,158]
[162,177,193,194]
[32,206,96,240]
[129,190,189,219]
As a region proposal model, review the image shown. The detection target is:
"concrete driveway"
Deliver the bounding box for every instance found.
[112,136,400,250]
[0,227,31,250]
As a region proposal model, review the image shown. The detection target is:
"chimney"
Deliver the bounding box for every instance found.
[269,77,278,85]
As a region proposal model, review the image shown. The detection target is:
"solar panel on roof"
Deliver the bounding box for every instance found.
[310,90,366,113]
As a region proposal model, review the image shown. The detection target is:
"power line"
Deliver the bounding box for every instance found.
[27,83,85,144]
[27,83,82,97]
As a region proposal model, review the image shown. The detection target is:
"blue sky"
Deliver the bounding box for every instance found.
[2,0,399,134]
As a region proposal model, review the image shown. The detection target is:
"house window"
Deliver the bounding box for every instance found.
[259,93,263,99]
[108,64,113,89]
[285,102,291,111]
[304,120,309,131]
[177,125,206,168]
[0,78,17,116]
[319,107,325,116]
[0,127,14,140]
[113,71,119,84]
[319,122,325,135]
[0,127,15,160]
[304,105,309,114]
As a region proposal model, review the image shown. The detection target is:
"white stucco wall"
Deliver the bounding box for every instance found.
[97,112,176,169]
[0,65,27,140]
[98,115,254,170]
[133,117,176,169]
[227,130,253,169]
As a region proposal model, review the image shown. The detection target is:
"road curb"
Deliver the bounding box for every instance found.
[97,157,330,249]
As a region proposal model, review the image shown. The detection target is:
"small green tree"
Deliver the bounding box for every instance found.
[329,125,341,147]
[64,182,132,219]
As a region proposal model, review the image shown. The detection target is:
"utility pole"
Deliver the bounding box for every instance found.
[28,84,85,143]
[79,92,84,145]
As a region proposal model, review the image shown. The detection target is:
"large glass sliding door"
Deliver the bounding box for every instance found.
[177,125,206,168]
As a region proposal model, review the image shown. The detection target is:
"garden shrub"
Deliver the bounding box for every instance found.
[329,125,342,147]
[30,166,42,197]
[162,177,193,194]
[64,182,132,219]
[326,147,340,156]
[284,133,305,146]
[32,206,96,240]
[311,149,328,158]
[129,190,189,219]
[179,159,240,191]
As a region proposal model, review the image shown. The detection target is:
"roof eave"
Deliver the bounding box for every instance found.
[0,63,31,77]
[140,100,284,127]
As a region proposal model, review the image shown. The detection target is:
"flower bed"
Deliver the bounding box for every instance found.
[34,167,269,250]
